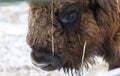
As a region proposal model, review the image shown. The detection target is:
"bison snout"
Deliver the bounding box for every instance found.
[31,50,64,71]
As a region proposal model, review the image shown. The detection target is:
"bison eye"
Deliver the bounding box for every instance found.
[61,12,78,24]
[56,6,80,27]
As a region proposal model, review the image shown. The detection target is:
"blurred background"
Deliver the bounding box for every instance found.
[0,1,120,76]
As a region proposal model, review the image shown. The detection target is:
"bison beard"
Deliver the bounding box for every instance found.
[26,0,120,75]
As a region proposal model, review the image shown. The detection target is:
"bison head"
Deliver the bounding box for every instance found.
[26,0,120,73]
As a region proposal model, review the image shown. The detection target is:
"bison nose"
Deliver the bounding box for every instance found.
[31,50,64,71]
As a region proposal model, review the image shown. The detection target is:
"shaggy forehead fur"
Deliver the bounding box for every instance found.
[27,0,120,74]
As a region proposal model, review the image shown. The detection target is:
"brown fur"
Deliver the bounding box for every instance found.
[27,0,120,73]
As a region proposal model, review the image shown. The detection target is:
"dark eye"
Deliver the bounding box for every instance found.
[56,6,80,27]
[61,12,78,24]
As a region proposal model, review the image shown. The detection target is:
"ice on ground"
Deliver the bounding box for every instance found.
[0,2,120,76]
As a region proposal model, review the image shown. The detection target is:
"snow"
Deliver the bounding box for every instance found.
[0,2,47,76]
[0,2,120,76]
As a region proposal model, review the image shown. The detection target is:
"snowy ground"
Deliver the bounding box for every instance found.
[0,2,120,76]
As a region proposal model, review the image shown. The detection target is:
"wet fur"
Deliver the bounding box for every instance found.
[27,0,120,73]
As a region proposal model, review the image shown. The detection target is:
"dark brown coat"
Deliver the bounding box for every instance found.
[27,0,120,74]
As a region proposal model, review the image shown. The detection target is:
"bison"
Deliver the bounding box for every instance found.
[26,0,120,75]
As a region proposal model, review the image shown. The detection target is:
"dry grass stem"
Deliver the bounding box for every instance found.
[78,34,82,45]
[80,41,87,75]
[51,0,55,55]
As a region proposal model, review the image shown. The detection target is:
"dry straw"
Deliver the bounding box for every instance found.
[51,0,55,55]
[80,40,87,76]
[78,34,87,75]
[78,34,82,45]
[81,41,87,66]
